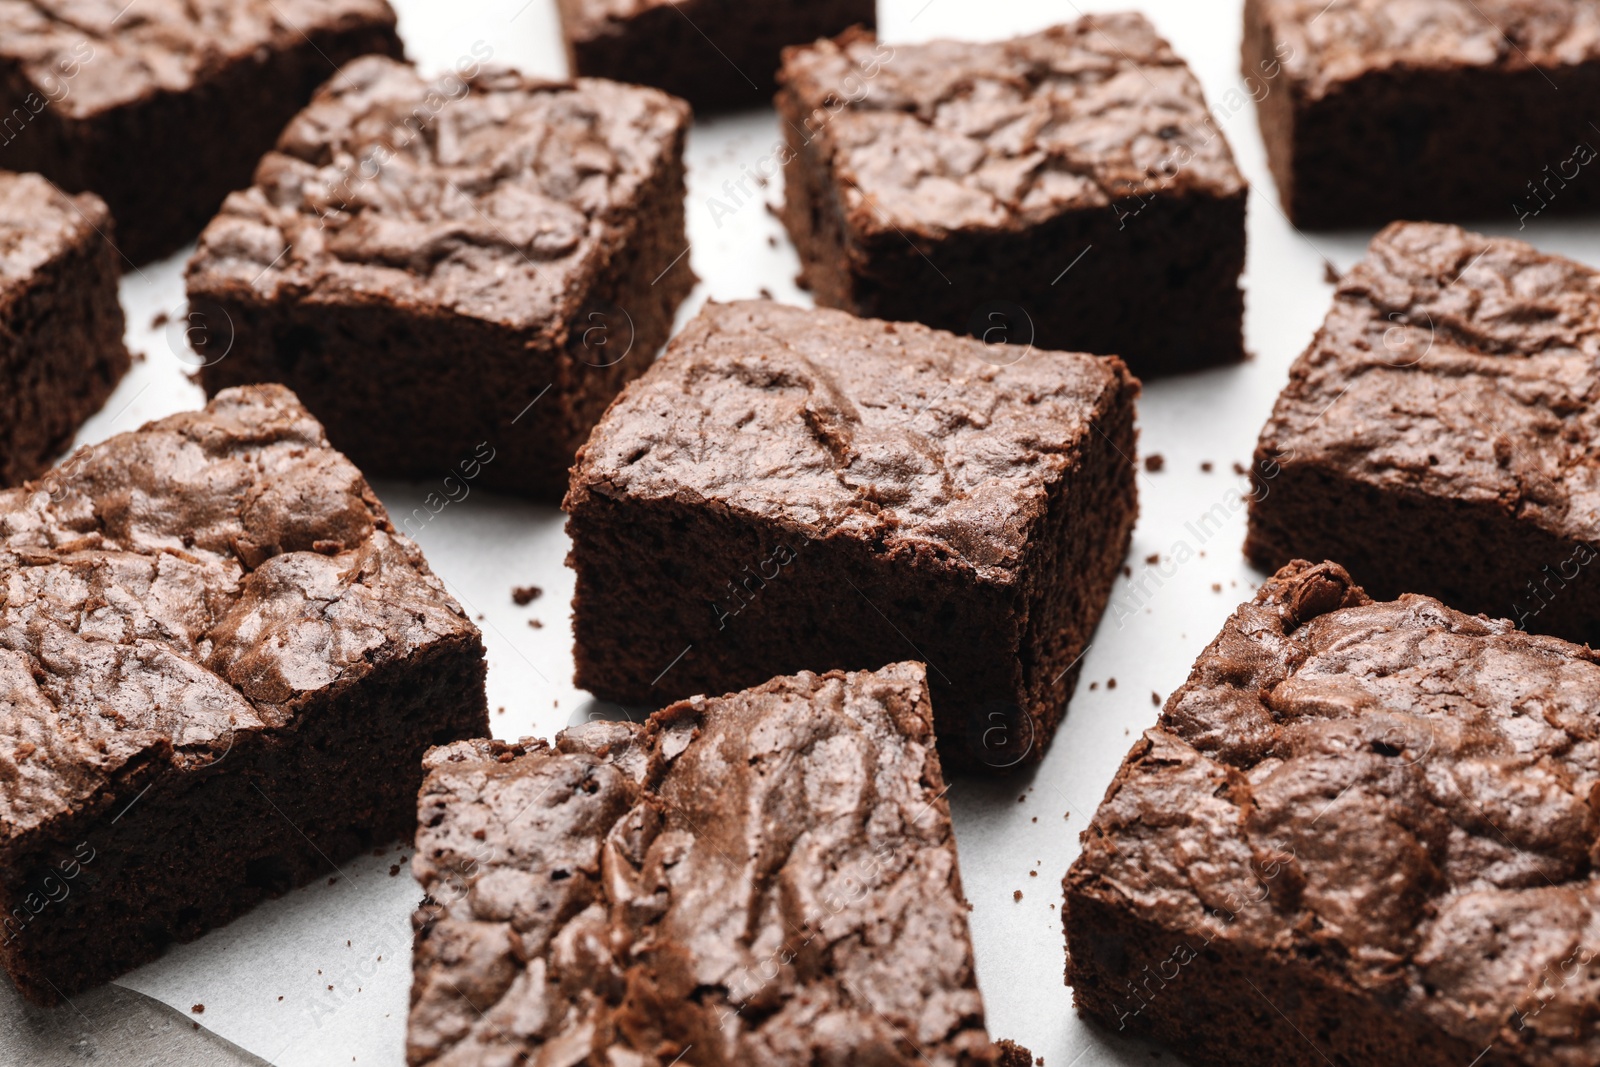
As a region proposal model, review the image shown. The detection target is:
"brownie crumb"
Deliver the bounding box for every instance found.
[1152,691,1161,706]
[327,877,338,886]
[1013,890,1023,902]
[152,311,170,330]
[1089,682,1098,691]
[512,585,543,606]
[1107,678,1117,689]
[1143,453,1165,472]
[758,287,774,300]
[1323,260,1341,285]
[1233,461,1248,476]
[191,1004,204,1014]
[390,864,401,877]
[1122,565,1133,578]
[1212,583,1223,593]
[767,234,778,248]
[1201,460,1214,473]
[528,619,543,629]
[1144,553,1160,565]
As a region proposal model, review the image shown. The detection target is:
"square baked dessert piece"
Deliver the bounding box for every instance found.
[409,662,1029,1067]
[777,15,1247,378]
[0,171,129,488]
[186,56,695,501]
[1246,222,1600,646]
[565,299,1138,769]
[1245,0,1600,228]
[557,0,876,112]
[0,0,404,266]
[0,384,489,1004]
[1065,559,1600,1067]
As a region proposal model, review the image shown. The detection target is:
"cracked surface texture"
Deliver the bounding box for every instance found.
[1255,221,1600,548]
[0,172,106,293]
[566,300,1135,578]
[777,14,1245,236]
[0,0,398,117]
[186,55,691,331]
[1069,560,1600,1064]
[408,662,1014,1067]
[1256,0,1600,97]
[0,384,476,852]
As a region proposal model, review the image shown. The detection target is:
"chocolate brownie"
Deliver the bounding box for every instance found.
[557,0,875,112]
[409,662,1025,1066]
[777,16,1247,377]
[1246,222,1600,646]
[1065,559,1600,1066]
[1245,0,1600,228]
[0,171,128,487]
[0,0,404,266]
[564,299,1138,769]
[186,56,695,501]
[0,384,488,1004]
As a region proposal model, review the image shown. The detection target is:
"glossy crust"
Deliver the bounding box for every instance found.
[409,662,1023,1067]
[778,16,1248,376]
[1246,222,1600,645]
[1246,0,1600,226]
[556,0,875,111]
[1066,560,1600,1067]
[564,300,1138,768]
[0,384,488,1002]
[0,171,129,487]
[0,0,405,264]
[187,56,695,500]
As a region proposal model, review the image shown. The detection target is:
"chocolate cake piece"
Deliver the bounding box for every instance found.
[564,299,1138,769]
[0,171,128,488]
[1245,0,1600,229]
[0,0,404,265]
[408,662,1024,1066]
[1246,221,1600,646]
[557,0,876,111]
[186,56,695,501]
[0,384,488,1004]
[1066,559,1600,1067]
[777,15,1247,377]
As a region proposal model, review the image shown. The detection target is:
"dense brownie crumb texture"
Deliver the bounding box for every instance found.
[1066,560,1600,1067]
[558,0,876,110]
[565,300,1139,769]
[1247,222,1600,646]
[778,14,1248,376]
[187,55,695,500]
[0,171,128,488]
[1246,0,1600,227]
[409,662,1024,1066]
[0,384,488,1003]
[0,0,404,265]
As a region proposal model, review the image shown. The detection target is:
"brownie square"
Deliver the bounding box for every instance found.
[186,56,696,502]
[557,0,876,112]
[1065,559,1600,1066]
[409,662,1025,1066]
[1246,221,1600,646]
[777,16,1247,378]
[0,0,404,266]
[0,383,489,1004]
[564,299,1138,769]
[1246,0,1600,229]
[0,171,128,488]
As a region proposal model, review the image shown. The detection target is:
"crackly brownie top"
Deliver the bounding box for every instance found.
[778,15,1244,237]
[1258,222,1600,548]
[0,0,397,119]
[0,171,107,300]
[1257,0,1600,96]
[409,662,1006,1067]
[186,55,689,331]
[1071,560,1600,1064]
[0,384,476,852]
[566,300,1136,579]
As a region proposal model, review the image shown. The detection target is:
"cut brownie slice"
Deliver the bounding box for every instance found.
[0,384,488,1004]
[409,662,1024,1066]
[1065,560,1600,1066]
[1246,222,1600,646]
[778,16,1247,377]
[557,0,875,111]
[564,299,1138,769]
[1246,0,1600,229]
[186,56,695,501]
[0,0,404,265]
[0,171,128,487]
